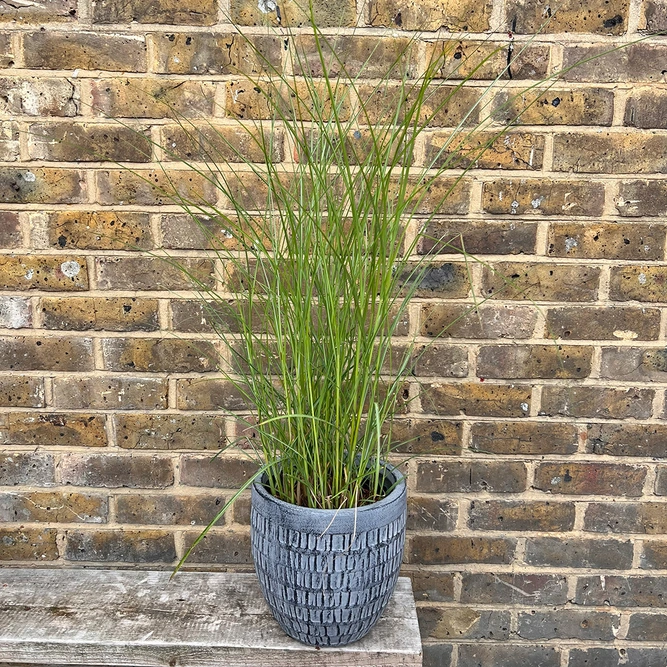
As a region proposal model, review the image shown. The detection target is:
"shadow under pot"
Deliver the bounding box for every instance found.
[250,463,407,647]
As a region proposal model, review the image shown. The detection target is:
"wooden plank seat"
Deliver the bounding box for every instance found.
[0,568,422,667]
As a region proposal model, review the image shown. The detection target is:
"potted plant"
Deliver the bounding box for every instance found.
[153,17,548,646]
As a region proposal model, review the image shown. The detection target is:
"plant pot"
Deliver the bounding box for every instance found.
[250,463,407,647]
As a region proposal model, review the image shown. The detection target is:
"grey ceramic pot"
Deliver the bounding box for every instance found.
[250,463,407,647]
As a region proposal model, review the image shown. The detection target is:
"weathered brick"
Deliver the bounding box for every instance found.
[161,125,282,163]
[41,297,158,332]
[609,266,667,303]
[384,419,462,455]
[421,383,531,417]
[575,575,667,607]
[471,421,579,455]
[0,413,106,447]
[28,123,151,162]
[0,212,20,247]
[562,44,667,83]
[587,423,667,458]
[0,297,32,328]
[548,222,665,260]
[553,132,667,174]
[425,131,545,170]
[0,0,76,22]
[0,336,93,371]
[0,491,107,523]
[60,453,173,488]
[508,0,628,33]
[461,573,568,605]
[40,211,152,251]
[641,541,667,569]
[570,648,667,666]
[65,530,175,562]
[96,257,214,291]
[0,452,55,486]
[116,493,224,525]
[0,377,44,408]
[546,306,660,341]
[154,33,281,76]
[413,345,469,378]
[0,121,18,161]
[407,496,457,531]
[0,33,11,68]
[420,303,536,339]
[600,347,667,383]
[584,502,667,534]
[115,414,226,450]
[458,645,559,667]
[525,537,633,569]
[160,214,255,251]
[94,0,216,23]
[418,606,510,640]
[0,77,78,116]
[0,528,58,561]
[225,80,352,122]
[477,345,593,379]
[24,31,147,72]
[52,376,167,410]
[90,79,215,119]
[102,338,217,373]
[642,0,667,30]
[616,180,667,217]
[482,262,600,302]
[183,529,252,564]
[231,0,356,27]
[625,87,667,128]
[400,262,471,298]
[361,84,481,128]
[0,255,88,291]
[410,535,515,565]
[656,467,667,495]
[534,462,646,496]
[170,299,246,333]
[293,35,418,79]
[367,0,492,30]
[482,179,604,216]
[423,644,453,667]
[96,169,218,207]
[176,378,250,411]
[517,610,620,641]
[419,220,537,256]
[416,460,526,493]
[410,571,455,602]
[469,500,575,532]
[426,40,549,81]
[627,613,667,641]
[494,88,614,126]
[180,455,259,488]
[0,169,86,204]
[541,386,653,420]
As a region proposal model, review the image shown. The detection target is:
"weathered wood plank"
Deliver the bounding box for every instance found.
[0,569,422,667]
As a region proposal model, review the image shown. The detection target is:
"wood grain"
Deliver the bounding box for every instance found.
[0,568,422,667]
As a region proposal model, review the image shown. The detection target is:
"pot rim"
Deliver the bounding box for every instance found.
[251,462,407,535]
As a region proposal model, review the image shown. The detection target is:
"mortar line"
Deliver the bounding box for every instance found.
[627,0,644,34]
[651,388,665,420]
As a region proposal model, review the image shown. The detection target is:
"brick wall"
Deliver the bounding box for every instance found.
[1,0,666,664]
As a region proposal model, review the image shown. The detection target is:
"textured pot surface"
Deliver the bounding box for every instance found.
[250,465,407,647]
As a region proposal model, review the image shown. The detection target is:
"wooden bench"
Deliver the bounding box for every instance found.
[0,568,422,667]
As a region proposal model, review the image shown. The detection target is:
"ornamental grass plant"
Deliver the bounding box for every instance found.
[133,11,624,570]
